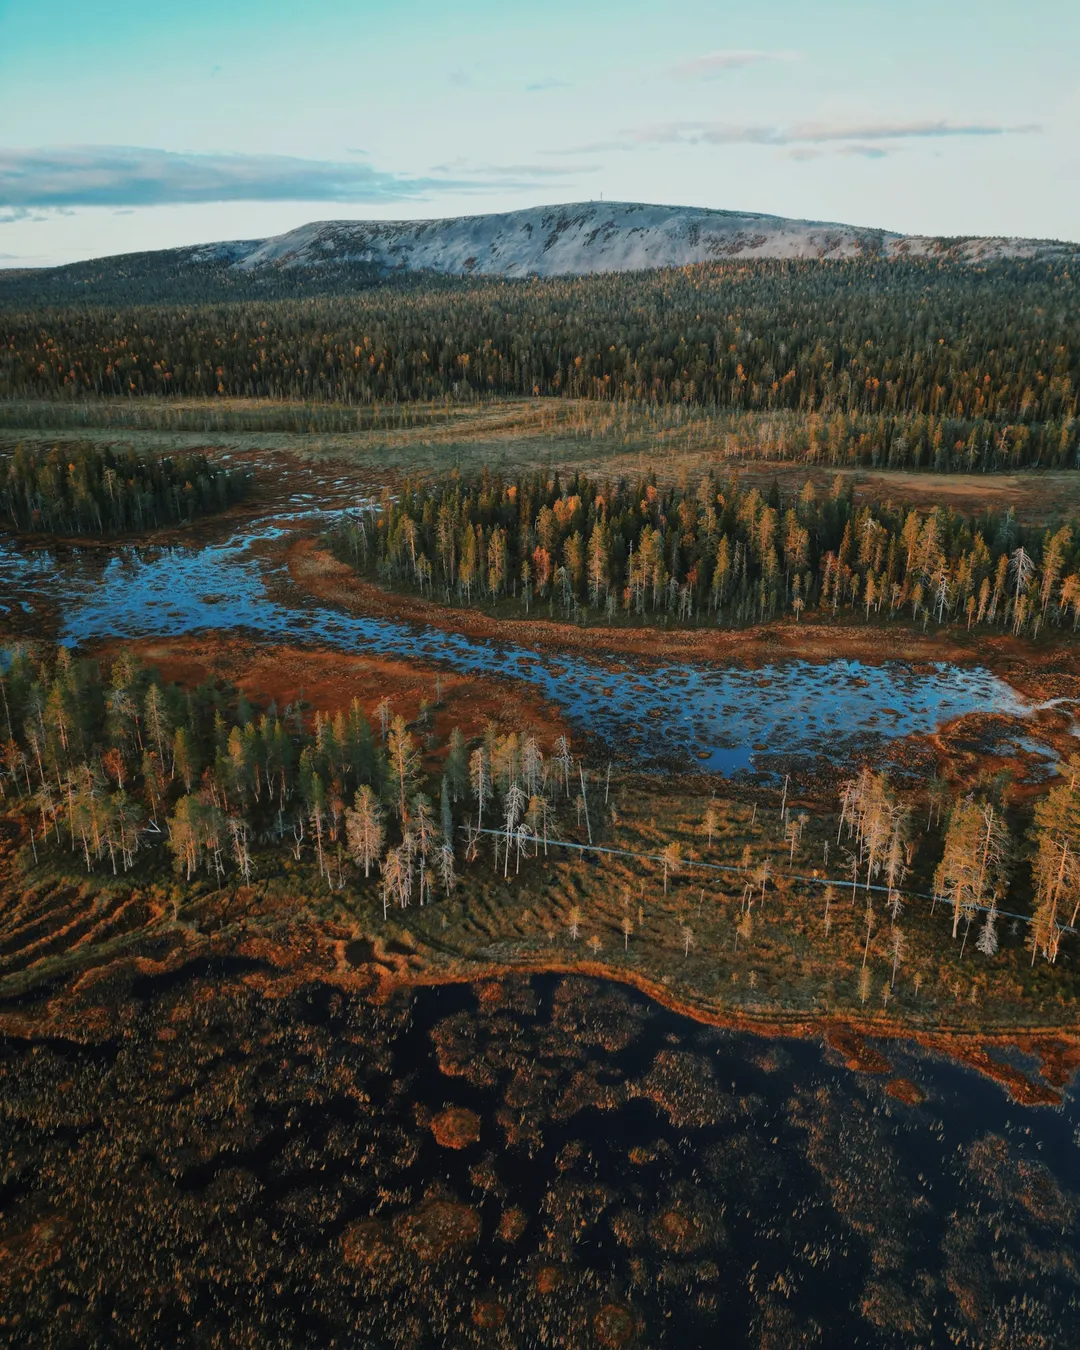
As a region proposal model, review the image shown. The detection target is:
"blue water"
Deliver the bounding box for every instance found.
[0,515,1034,776]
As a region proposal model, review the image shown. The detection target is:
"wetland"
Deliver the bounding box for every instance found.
[2,421,1080,1349]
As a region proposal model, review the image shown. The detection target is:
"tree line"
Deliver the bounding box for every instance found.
[331,468,1080,636]
[2,259,1077,469]
[0,442,251,535]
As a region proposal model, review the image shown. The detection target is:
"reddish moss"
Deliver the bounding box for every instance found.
[594,1303,635,1348]
[430,1106,481,1149]
[472,1300,505,1328]
[883,1077,926,1105]
[392,1199,480,1262]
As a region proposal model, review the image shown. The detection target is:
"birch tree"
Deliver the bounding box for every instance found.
[661,841,681,895]
[470,746,491,833]
[411,793,438,904]
[934,797,1010,941]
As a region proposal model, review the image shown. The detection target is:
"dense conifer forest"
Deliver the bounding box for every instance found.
[3,259,1077,469]
[0,443,251,534]
[333,468,1080,636]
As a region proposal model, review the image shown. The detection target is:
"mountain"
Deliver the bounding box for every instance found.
[220,201,1078,275]
[3,201,1076,308]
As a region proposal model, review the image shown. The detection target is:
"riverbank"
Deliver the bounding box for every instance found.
[4,764,1078,1106]
[1,896,1075,1108]
[289,538,1080,705]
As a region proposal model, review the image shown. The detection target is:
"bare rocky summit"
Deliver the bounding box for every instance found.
[5,200,1075,307]
[209,200,1077,277]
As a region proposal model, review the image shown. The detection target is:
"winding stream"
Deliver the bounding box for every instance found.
[0,511,1035,775]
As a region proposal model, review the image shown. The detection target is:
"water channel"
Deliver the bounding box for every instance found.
[0,509,1038,776]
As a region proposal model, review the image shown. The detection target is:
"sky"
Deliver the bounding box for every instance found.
[0,0,1077,268]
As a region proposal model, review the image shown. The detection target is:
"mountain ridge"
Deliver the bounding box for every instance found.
[200,200,1080,275]
[3,201,1076,308]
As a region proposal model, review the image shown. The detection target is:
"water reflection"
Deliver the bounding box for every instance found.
[0,517,1033,775]
[2,971,1077,1346]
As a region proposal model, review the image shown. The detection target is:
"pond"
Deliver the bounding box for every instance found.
[1,969,1077,1346]
[0,513,1035,777]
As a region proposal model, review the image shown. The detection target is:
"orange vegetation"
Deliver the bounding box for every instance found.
[288,538,1080,703]
[883,1078,927,1106]
[89,633,570,755]
[430,1107,481,1149]
[593,1303,636,1348]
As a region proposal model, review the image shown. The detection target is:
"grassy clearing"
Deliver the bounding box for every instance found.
[5,397,1077,526]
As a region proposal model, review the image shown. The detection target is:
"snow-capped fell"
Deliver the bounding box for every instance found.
[226,202,1077,277]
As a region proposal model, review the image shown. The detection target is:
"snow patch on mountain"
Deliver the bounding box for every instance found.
[224,202,1077,277]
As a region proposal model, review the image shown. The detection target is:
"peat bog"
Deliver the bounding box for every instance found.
[2,404,1080,1350]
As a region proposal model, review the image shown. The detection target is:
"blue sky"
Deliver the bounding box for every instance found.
[0,0,1077,266]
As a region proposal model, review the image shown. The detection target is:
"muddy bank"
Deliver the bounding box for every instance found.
[289,539,1080,704]
[3,897,1077,1108]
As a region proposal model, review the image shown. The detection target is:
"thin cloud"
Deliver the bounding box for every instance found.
[0,146,560,209]
[839,145,891,159]
[786,144,893,162]
[526,78,572,92]
[626,118,1041,147]
[430,156,596,179]
[544,140,635,156]
[671,49,798,78]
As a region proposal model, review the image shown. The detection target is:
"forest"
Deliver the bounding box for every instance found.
[331,467,1080,637]
[1,647,1077,971]
[0,442,251,535]
[2,258,1078,470]
[0,646,456,899]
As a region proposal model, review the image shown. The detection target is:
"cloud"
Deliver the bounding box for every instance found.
[429,156,596,180]
[544,140,636,156]
[671,49,798,78]
[839,145,891,160]
[569,118,1042,154]
[526,78,572,92]
[625,118,1041,147]
[543,118,1040,159]
[0,146,541,209]
[786,144,892,162]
